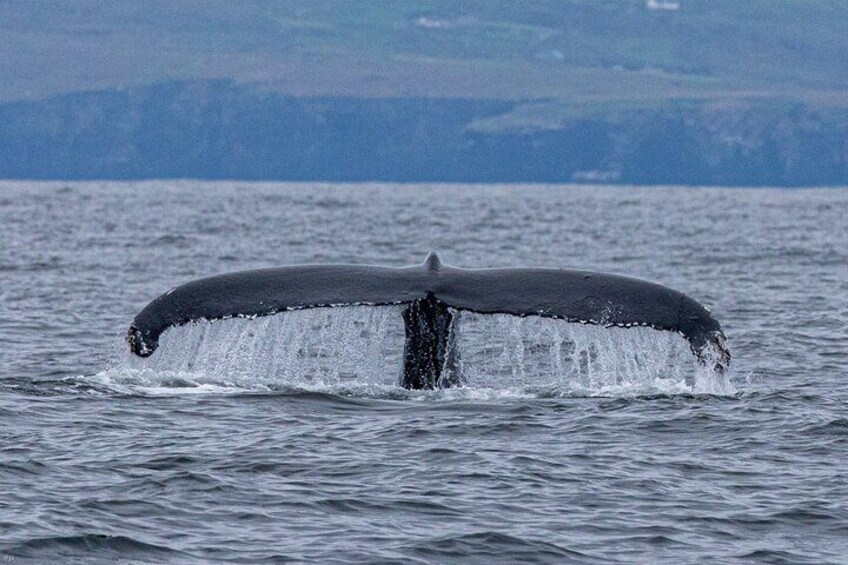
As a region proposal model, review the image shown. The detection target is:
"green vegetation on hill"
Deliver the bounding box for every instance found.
[0,1,845,103]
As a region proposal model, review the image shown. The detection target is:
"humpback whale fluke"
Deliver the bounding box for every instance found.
[128,253,730,389]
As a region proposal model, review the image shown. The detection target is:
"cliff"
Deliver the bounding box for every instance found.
[2,81,845,185]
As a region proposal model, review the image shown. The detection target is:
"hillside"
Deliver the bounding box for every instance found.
[1,1,845,103]
[0,1,845,184]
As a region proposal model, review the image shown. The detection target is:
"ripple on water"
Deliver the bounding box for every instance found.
[1,182,847,563]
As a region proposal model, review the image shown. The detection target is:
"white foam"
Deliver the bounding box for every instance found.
[99,306,736,398]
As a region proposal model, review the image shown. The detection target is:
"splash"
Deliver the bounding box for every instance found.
[456,313,734,396]
[99,306,735,397]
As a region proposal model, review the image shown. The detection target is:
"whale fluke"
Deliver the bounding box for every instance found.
[128,253,729,388]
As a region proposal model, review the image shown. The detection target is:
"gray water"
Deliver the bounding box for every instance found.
[1,181,847,564]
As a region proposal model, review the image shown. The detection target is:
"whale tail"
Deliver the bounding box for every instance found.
[128,253,729,389]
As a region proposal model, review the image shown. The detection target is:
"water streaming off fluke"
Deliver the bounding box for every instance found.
[113,306,735,397]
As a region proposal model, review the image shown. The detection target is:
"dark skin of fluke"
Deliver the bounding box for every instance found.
[128,253,729,389]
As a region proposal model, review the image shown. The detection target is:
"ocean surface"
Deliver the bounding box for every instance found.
[1,181,846,564]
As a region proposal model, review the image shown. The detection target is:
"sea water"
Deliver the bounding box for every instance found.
[1,182,846,563]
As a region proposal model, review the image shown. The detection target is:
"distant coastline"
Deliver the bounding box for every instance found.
[1,80,845,187]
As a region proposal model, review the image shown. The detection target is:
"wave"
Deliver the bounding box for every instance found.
[4,533,190,562]
[402,531,589,561]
